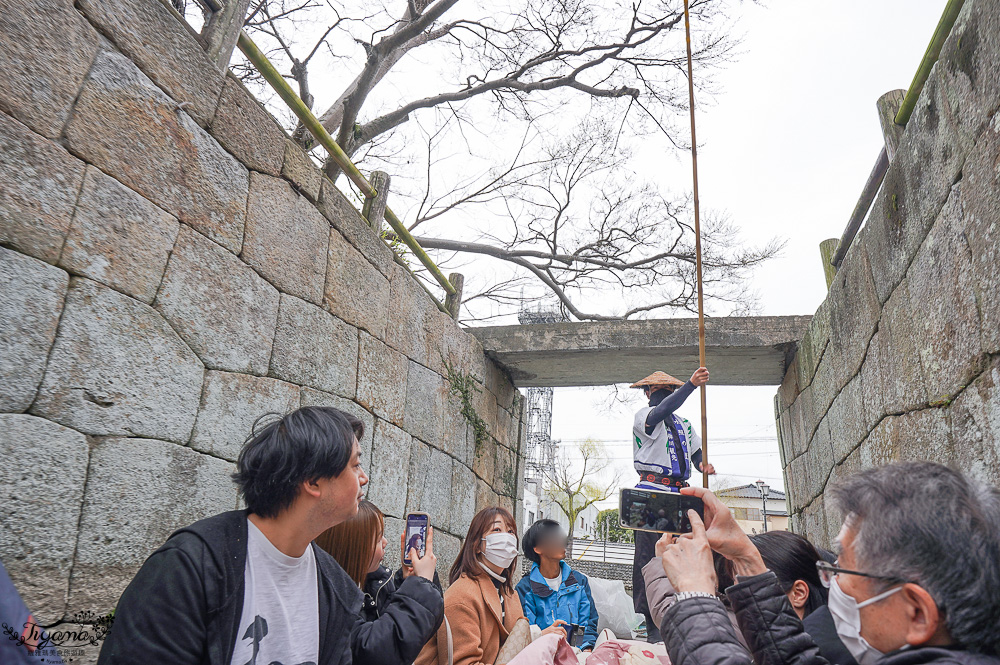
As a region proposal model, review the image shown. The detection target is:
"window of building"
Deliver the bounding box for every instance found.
[733,507,763,522]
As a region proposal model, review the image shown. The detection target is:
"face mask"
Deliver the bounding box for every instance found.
[482,532,518,569]
[828,576,904,665]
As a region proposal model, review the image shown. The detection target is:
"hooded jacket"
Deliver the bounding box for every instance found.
[96,510,362,665]
[661,571,1000,665]
[352,565,444,665]
[515,561,599,649]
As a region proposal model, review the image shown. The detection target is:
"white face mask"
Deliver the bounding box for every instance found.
[482,532,518,569]
[828,576,904,665]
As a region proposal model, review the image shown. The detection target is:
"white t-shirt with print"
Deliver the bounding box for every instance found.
[229,520,320,665]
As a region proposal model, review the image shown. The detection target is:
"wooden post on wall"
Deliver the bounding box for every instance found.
[445,272,465,320]
[819,239,839,290]
[362,171,391,234]
[876,89,907,160]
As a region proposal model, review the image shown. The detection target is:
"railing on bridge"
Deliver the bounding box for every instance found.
[165,0,461,315]
[569,539,635,565]
[821,0,966,283]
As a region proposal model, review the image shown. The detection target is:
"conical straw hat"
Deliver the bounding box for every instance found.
[630,371,684,389]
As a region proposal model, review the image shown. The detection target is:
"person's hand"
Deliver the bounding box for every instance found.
[679,487,765,576]
[409,527,438,581]
[540,620,568,638]
[699,462,716,475]
[660,511,717,594]
[655,532,672,559]
[690,367,709,387]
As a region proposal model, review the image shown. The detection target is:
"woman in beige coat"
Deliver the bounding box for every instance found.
[416,507,565,665]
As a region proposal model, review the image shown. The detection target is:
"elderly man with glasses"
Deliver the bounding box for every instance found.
[653,461,1000,665]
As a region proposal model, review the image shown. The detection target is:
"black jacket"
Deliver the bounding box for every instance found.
[662,571,1000,665]
[97,510,362,665]
[351,565,444,665]
[802,606,859,665]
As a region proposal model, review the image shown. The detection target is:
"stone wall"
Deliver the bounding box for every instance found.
[520,558,634,592]
[0,0,524,656]
[775,0,1000,549]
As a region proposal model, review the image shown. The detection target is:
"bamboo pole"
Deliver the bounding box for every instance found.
[682,0,710,490]
[236,31,456,297]
[894,0,966,126]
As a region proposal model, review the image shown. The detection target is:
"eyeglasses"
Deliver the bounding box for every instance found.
[815,560,907,589]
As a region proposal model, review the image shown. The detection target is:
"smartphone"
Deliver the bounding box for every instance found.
[619,488,705,534]
[402,512,429,565]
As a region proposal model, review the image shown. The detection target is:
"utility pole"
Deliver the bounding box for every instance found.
[755,480,770,533]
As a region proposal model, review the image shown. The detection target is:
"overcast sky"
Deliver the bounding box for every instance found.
[549,0,947,508]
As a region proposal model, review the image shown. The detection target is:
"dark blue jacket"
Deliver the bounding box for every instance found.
[515,561,599,649]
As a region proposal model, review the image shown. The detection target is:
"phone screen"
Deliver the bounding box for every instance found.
[619,488,705,534]
[402,513,428,565]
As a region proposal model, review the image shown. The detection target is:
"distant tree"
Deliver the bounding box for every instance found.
[596,508,634,544]
[217,0,781,321]
[545,439,622,552]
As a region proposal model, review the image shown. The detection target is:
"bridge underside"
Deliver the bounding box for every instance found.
[471,316,812,387]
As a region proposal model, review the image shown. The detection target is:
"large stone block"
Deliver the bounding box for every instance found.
[60,166,179,304]
[282,140,323,203]
[76,0,224,127]
[826,376,867,463]
[243,172,329,304]
[859,407,953,469]
[803,420,834,503]
[960,115,1000,356]
[67,437,238,614]
[386,264,444,367]
[905,186,984,402]
[300,388,374,464]
[865,73,970,306]
[317,179,394,278]
[475,477,500,513]
[356,332,408,425]
[493,443,519,499]
[33,278,204,443]
[191,371,301,462]
[0,0,99,139]
[434,531,462,588]
[936,0,1000,153]
[0,248,68,412]
[827,236,880,389]
[0,112,86,263]
[404,361,448,445]
[65,51,248,253]
[155,226,280,375]
[798,496,828,552]
[271,295,358,397]
[209,76,286,176]
[324,227,390,337]
[949,358,1000,486]
[795,298,832,390]
[472,434,496,482]
[450,462,477,537]
[366,420,412,518]
[407,440,454,532]
[859,284,930,424]
[0,415,88,623]
[485,360,518,412]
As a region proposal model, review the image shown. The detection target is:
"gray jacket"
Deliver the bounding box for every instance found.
[661,571,1000,665]
[641,557,748,649]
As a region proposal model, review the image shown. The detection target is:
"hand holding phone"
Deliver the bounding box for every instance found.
[618,488,705,535]
[402,512,436,581]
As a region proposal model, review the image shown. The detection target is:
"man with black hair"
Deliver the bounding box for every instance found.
[98,406,369,665]
[515,519,599,650]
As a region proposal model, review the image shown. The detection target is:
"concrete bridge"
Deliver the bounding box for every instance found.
[471,315,812,387]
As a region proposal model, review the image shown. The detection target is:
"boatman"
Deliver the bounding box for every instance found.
[629,367,714,642]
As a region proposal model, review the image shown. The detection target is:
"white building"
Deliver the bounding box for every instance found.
[522,477,601,539]
[716,484,789,535]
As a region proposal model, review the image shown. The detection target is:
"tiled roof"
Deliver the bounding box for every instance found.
[717,483,786,500]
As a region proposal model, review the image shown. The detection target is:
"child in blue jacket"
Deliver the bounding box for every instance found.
[515,519,599,650]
